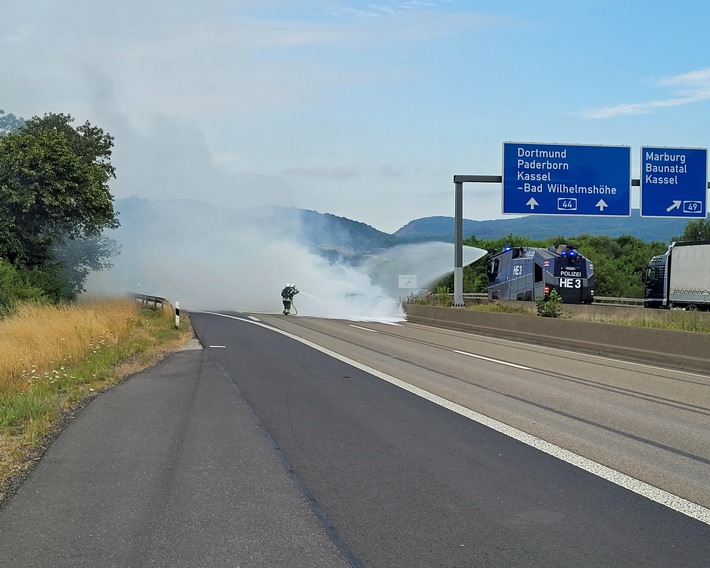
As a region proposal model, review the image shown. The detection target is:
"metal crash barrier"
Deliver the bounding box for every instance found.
[130,293,171,311]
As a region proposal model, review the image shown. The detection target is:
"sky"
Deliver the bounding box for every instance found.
[2,1,709,313]
[3,0,710,234]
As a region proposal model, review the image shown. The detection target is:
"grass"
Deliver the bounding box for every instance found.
[463,300,710,332]
[0,298,193,503]
[602,313,710,333]
[463,301,531,315]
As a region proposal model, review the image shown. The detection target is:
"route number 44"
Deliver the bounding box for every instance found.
[557,198,578,211]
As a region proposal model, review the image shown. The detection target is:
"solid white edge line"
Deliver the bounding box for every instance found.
[198,310,710,526]
[453,349,531,370]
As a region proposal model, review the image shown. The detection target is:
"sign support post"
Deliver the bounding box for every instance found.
[453,175,501,307]
[454,180,463,306]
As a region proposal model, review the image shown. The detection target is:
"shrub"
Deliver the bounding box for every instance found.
[536,289,564,318]
[436,285,451,306]
[0,260,21,315]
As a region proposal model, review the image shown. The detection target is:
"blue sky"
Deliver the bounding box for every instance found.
[3,0,710,232]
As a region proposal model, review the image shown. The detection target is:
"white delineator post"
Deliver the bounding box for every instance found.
[174,301,180,329]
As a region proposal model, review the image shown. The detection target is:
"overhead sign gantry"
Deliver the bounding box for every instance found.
[452,141,710,306]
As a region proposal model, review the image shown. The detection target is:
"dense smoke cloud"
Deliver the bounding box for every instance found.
[85,198,486,321]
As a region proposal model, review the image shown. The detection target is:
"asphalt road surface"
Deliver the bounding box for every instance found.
[1,310,708,567]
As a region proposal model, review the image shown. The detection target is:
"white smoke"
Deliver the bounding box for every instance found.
[85,198,486,321]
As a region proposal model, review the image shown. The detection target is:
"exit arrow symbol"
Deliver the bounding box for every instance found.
[666,200,681,212]
[526,198,539,210]
[596,199,608,211]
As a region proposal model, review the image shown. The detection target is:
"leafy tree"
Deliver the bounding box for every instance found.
[0,110,25,137]
[0,113,119,298]
[675,218,710,241]
[53,234,122,297]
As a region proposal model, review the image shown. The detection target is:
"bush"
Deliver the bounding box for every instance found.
[18,265,74,303]
[0,260,21,315]
[436,285,451,306]
[536,289,564,318]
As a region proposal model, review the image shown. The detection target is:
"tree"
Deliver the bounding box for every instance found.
[0,110,25,137]
[676,218,710,242]
[0,113,119,297]
[53,234,121,297]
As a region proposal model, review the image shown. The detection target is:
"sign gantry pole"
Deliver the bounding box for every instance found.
[454,180,463,306]
[453,175,501,307]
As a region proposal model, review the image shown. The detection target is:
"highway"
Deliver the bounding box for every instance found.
[0,310,708,567]
[190,311,710,566]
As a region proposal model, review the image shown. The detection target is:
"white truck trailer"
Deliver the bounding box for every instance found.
[643,240,710,310]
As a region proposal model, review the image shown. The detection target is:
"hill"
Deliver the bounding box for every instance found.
[394,210,689,244]
[113,197,399,257]
[114,198,692,258]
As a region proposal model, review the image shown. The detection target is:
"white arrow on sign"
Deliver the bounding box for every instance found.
[666,200,681,212]
[596,199,608,211]
[526,198,539,210]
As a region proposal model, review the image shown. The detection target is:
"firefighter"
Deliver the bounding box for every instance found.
[281,283,299,315]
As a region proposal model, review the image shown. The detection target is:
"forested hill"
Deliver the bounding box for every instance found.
[115,199,691,258]
[394,210,689,244]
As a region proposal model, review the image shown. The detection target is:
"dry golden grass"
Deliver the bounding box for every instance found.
[1,300,137,393]
[0,298,193,503]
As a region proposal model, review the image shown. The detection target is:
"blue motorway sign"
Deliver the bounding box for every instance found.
[502,142,631,216]
[640,147,707,218]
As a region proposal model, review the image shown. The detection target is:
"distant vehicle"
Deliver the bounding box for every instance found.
[643,240,710,310]
[409,288,433,298]
[487,244,595,304]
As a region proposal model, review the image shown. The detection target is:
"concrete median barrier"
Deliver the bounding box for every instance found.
[403,304,710,374]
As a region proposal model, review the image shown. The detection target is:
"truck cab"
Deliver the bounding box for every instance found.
[643,251,669,308]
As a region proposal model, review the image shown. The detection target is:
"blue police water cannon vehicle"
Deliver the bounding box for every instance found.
[486,244,595,304]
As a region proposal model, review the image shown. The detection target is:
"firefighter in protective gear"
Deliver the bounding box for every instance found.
[281,283,299,315]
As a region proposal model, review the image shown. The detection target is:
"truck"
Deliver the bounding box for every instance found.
[643,240,710,310]
[486,244,595,304]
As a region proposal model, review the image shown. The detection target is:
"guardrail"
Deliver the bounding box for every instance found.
[594,296,644,305]
[130,292,172,311]
[438,293,645,305]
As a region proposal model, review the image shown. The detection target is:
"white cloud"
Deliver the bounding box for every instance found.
[578,67,710,119]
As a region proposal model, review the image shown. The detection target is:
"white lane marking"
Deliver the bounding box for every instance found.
[247,315,261,321]
[453,349,531,370]
[349,324,379,333]
[408,322,709,379]
[196,311,710,525]
[209,345,226,348]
